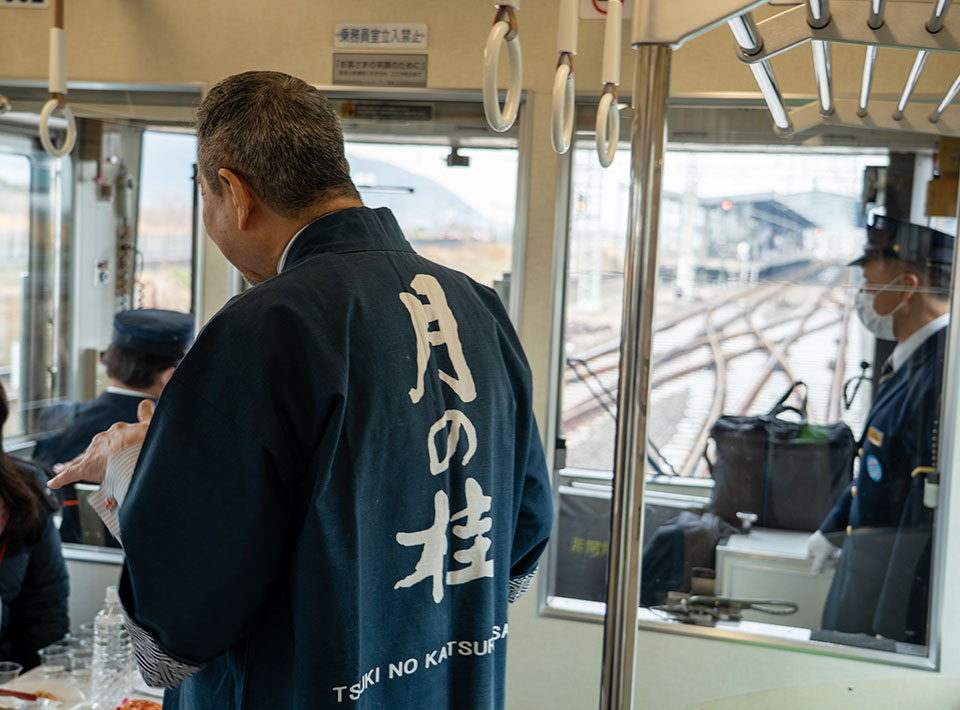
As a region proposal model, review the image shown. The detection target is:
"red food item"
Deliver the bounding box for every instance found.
[116,700,162,710]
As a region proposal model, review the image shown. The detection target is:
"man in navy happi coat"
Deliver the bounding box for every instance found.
[48,71,554,710]
[807,215,953,645]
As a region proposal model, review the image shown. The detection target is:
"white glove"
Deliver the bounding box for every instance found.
[805,530,840,574]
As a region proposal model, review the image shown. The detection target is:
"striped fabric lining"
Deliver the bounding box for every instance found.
[509,568,537,603]
[124,607,203,690]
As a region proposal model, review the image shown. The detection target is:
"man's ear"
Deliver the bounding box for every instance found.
[901,271,921,302]
[218,168,255,230]
[158,366,176,389]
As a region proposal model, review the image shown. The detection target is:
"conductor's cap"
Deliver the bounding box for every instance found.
[849,214,955,268]
[112,309,194,358]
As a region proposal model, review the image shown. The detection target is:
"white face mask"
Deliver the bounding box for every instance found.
[855,274,906,340]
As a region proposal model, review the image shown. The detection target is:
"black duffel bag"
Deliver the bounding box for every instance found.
[705,381,856,531]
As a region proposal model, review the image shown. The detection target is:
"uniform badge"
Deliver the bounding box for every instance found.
[866,454,883,482]
[867,427,884,447]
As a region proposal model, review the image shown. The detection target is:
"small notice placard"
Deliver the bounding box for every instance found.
[1,0,49,7]
[334,23,428,49]
[333,54,427,88]
[341,103,434,122]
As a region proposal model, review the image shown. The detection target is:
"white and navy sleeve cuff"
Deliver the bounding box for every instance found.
[88,443,141,544]
[509,568,537,603]
[124,607,203,689]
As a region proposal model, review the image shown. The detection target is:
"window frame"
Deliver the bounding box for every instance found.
[539,101,956,671]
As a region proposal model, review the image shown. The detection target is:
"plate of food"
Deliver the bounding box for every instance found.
[0,679,85,709]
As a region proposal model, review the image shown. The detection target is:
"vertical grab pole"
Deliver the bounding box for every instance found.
[869,0,886,29]
[858,46,878,116]
[893,51,930,120]
[928,0,952,33]
[598,42,671,710]
[929,71,960,122]
[730,14,792,131]
[807,0,833,116]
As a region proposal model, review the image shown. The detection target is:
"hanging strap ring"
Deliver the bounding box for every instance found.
[39,95,76,158]
[551,52,576,154]
[482,6,522,133]
[596,83,619,168]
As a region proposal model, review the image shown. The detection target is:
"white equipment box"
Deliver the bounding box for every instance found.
[715,528,836,630]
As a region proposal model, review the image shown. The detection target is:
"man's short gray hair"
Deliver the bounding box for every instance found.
[196,71,359,218]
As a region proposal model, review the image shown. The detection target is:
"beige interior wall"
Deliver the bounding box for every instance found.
[4,0,960,96]
[7,2,960,708]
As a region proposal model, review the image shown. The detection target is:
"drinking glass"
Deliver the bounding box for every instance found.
[0,661,21,684]
[70,648,93,682]
[38,645,69,677]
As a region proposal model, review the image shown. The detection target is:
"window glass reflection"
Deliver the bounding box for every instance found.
[0,153,30,440]
[345,143,517,308]
[136,131,197,312]
[557,145,951,655]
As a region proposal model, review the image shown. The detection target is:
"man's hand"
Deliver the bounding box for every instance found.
[47,399,155,490]
[805,529,841,574]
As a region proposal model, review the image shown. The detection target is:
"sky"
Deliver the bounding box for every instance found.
[345,143,518,227]
[139,132,197,204]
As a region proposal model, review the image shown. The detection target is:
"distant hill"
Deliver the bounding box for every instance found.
[348,156,498,240]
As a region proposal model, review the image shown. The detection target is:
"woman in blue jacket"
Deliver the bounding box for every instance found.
[0,383,69,669]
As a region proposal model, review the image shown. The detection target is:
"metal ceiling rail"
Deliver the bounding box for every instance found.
[869,0,886,30]
[738,1,960,62]
[928,0,952,32]
[730,14,793,130]
[733,0,960,137]
[894,50,930,121]
[859,45,878,116]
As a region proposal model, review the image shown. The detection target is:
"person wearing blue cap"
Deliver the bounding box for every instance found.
[32,309,193,547]
[806,214,953,645]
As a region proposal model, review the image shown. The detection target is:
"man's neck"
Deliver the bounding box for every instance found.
[270,197,364,272]
[895,301,950,342]
[108,379,160,399]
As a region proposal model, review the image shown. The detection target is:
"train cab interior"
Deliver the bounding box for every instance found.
[5,0,960,708]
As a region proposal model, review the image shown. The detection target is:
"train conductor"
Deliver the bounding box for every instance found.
[32,309,193,546]
[807,214,953,645]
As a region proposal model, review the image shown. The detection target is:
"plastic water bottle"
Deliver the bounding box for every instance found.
[90,585,131,710]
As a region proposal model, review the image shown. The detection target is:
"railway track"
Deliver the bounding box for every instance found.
[562,261,859,478]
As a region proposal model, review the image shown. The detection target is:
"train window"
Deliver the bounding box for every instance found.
[135,131,197,312]
[553,138,953,661]
[0,153,32,440]
[344,142,518,309]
